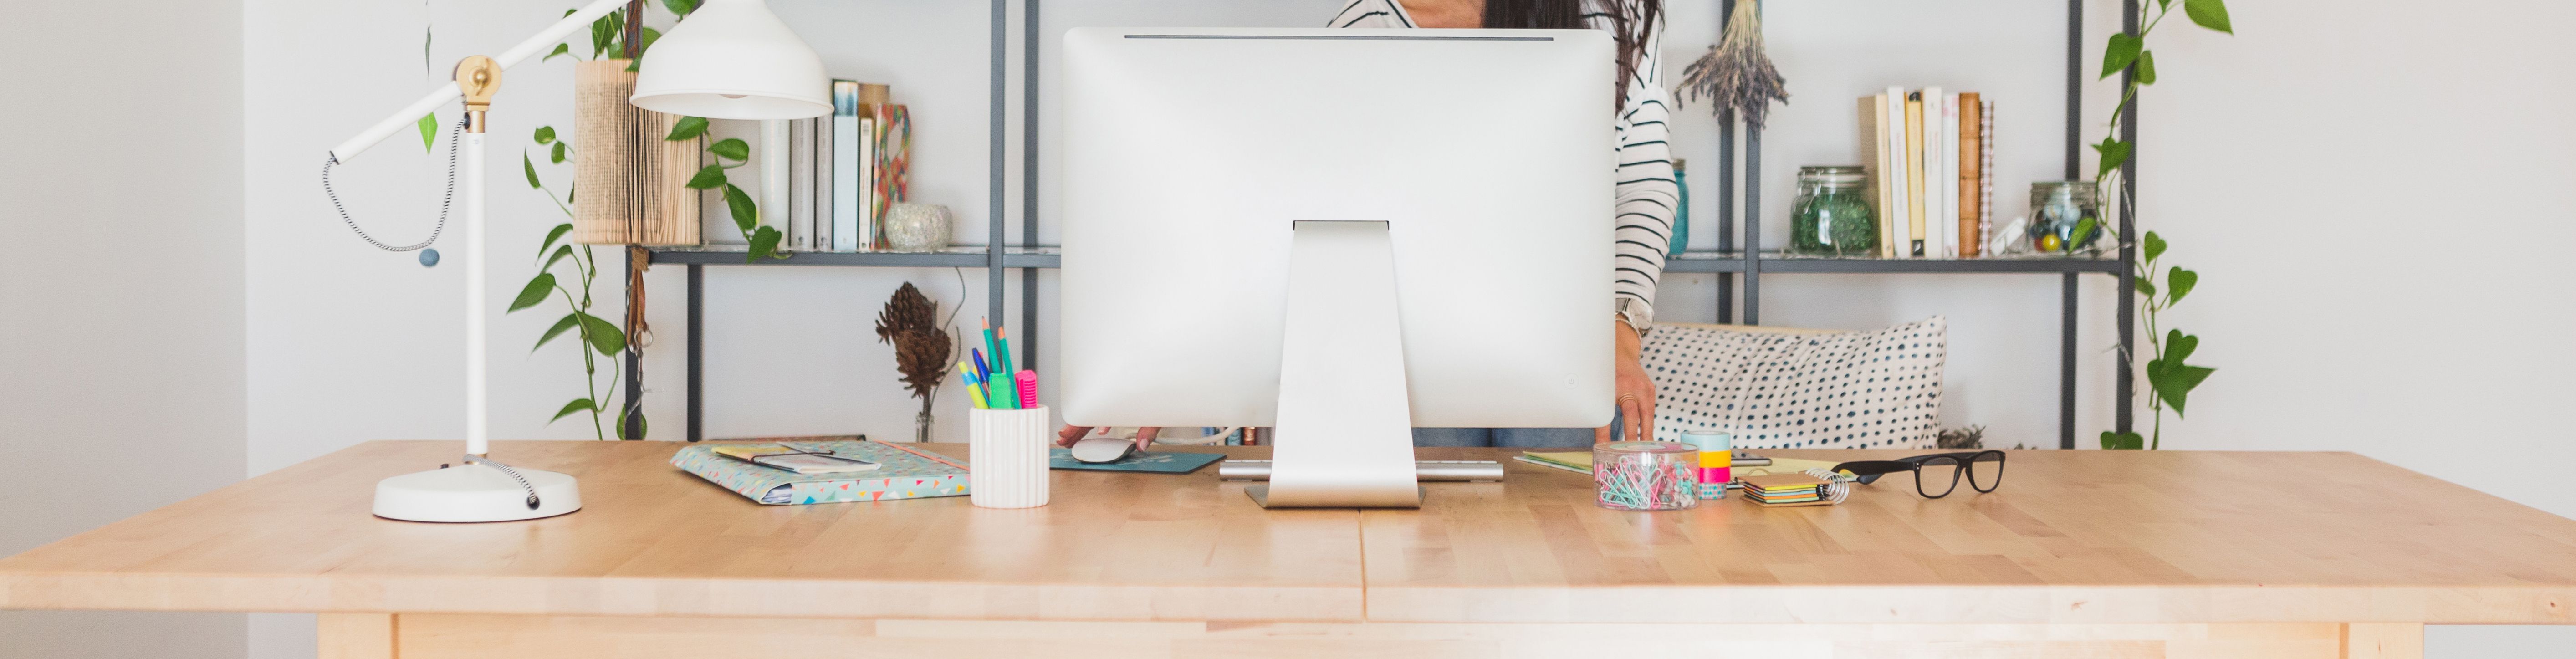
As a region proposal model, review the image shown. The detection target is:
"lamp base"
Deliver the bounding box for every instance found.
[372,461,582,522]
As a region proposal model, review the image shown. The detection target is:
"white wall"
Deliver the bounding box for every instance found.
[0,1,249,658]
[228,0,2575,657]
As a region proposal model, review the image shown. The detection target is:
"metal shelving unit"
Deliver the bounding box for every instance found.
[641,0,2137,449]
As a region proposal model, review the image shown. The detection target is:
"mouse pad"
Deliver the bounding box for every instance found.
[1047,449,1226,474]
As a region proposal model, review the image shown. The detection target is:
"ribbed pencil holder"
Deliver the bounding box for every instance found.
[969,405,1051,509]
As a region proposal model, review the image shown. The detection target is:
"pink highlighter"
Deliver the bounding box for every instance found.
[1014,370,1038,408]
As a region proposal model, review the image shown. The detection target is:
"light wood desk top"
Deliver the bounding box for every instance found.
[0,440,1362,621]
[4,442,2572,628]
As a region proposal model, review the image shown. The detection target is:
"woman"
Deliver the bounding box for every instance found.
[1061,0,1674,451]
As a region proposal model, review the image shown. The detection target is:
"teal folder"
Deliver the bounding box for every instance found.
[1048,449,1226,474]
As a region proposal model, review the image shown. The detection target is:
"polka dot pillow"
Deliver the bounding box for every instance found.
[1642,317,1946,450]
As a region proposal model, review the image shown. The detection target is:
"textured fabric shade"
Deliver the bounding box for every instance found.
[629,0,831,120]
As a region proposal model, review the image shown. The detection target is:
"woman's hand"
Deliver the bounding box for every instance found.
[1596,318,1656,444]
[1056,425,1160,453]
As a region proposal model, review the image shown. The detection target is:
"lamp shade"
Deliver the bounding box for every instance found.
[630,0,832,120]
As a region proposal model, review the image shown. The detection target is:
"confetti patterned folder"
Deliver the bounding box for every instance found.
[673,439,968,505]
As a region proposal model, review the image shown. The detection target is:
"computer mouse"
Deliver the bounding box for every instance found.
[1070,437,1139,464]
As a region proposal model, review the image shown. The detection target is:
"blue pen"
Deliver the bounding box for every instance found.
[970,347,992,385]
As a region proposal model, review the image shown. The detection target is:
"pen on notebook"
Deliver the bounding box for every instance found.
[1016,370,1038,408]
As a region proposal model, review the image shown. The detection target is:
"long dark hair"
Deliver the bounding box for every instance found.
[1483,0,1661,107]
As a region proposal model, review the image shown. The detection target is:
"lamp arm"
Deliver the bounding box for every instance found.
[329,0,634,164]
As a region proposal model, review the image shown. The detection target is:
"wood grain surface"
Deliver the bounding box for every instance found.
[0,440,1362,621]
[1368,448,2576,624]
[4,442,2572,628]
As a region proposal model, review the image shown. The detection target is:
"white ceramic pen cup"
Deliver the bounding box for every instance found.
[969,404,1052,509]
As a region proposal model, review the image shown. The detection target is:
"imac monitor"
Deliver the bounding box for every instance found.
[1060,27,1614,507]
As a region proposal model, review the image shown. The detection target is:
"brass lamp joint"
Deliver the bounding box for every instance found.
[454,55,501,134]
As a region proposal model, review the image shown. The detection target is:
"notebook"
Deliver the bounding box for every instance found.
[1048,449,1225,474]
[1736,472,1850,508]
[710,444,881,475]
[674,440,967,505]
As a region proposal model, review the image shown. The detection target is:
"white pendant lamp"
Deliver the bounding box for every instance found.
[630,0,833,120]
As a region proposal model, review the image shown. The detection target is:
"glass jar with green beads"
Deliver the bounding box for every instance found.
[1789,165,1876,256]
[2026,181,2104,255]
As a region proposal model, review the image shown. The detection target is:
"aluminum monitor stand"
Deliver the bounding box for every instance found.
[1246,221,1425,509]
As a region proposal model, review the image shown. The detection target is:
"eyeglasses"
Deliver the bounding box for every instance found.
[1828,450,2007,499]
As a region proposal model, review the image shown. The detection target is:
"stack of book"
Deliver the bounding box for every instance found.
[784,81,912,253]
[1856,87,1993,259]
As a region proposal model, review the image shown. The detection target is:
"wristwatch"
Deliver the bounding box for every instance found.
[1615,298,1651,337]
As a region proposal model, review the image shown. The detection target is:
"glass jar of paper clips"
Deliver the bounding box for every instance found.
[1593,441,1699,511]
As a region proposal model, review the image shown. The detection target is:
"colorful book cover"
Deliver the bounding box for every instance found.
[673,440,967,505]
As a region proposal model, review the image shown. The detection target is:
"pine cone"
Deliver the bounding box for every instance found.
[875,282,952,401]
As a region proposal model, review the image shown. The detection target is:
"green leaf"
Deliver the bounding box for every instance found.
[578,312,627,356]
[709,137,750,162]
[684,164,727,189]
[2100,33,2142,80]
[662,0,699,15]
[2142,231,2167,262]
[535,313,582,351]
[566,183,576,204]
[551,398,597,424]
[417,113,438,152]
[2094,138,2132,180]
[534,126,556,144]
[589,11,620,59]
[2164,329,2198,363]
[723,184,758,232]
[665,116,709,141]
[2134,276,2157,297]
[2100,431,2145,450]
[636,26,662,56]
[616,406,648,440]
[522,153,542,189]
[543,244,575,272]
[2166,268,2198,306]
[2136,50,2158,86]
[551,141,569,164]
[510,273,557,312]
[2070,216,2100,251]
[2184,0,2234,34]
[2157,0,2172,9]
[543,42,572,62]
[540,223,574,257]
[748,225,784,262]
[2147,361,2217,418]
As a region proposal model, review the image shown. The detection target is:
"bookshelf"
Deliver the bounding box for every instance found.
[641,0,2139,450]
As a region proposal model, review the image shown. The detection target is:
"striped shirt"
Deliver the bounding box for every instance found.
[1329,0,1676,328]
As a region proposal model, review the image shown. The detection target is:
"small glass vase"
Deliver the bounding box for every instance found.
[1789,166,1877,257]
[2025,181,2105,256]
[882,202,953,253]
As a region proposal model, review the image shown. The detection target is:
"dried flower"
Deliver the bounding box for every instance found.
[1678,0,1790,129]
[874,282,951,404]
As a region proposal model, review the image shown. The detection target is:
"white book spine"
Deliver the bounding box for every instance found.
[1921,87,1944,259]
[1940,92,1961,259]
[788,118,813,251]
[760,120,790,250]
[833,113,858,252]
[858,114,878,251]
[1883,86,1910,258]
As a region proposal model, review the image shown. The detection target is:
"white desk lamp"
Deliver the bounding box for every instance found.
[333,0,828,522]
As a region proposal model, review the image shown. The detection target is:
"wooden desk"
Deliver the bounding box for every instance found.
[4,442,2571,658]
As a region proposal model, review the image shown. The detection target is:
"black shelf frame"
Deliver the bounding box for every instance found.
[643,0,2137,449]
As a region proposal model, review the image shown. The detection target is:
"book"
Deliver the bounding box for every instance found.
[876,104,910,250]
[1978,99,1995,255]
[1896,87,1917,260]
[811,112,833,251]
[787,117,816,251]
[1937,90,1960,259]
[1858,94,1896,258]
[1958,92,1983,258]
[673,439,967,505]
[1903,92,1925,257]
[761,120,792,252]
[831,80,861,252]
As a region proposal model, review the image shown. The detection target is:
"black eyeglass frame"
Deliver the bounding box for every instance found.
[1828,450,2007,499]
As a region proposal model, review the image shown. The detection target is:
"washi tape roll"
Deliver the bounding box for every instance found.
[1594,441,1699,511]
[1678,430,1733,498]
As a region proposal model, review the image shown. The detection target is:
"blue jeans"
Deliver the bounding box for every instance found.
[1411,408,1624,448]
